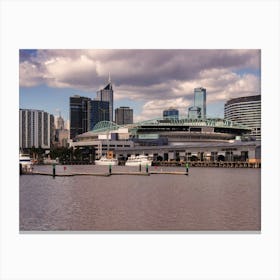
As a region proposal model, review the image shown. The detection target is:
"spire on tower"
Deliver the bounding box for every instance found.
[108,72,111,83]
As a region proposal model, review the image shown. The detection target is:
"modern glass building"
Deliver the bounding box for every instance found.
[224,95,261,140]
[194,87,206,119]
[70,95,91,139]
[163,108,179,120]
[19,109,54,149]
[88,100,110,130]
[115,106,133,125]
[188,106,201,119]
[96,76,114,122]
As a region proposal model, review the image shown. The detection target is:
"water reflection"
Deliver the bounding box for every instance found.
[20,165,261,231]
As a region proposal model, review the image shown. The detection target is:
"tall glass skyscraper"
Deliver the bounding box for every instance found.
[70,95,91,139]
[194,87,206,119]
[188,87,206,119]
[88,100,110,130]
[96,75,114,122]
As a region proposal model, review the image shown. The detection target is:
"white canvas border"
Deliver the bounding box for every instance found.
[1,1,280,280]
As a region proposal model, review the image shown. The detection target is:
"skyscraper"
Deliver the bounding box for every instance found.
[224,95,261,140]
[19,109,54,149]
[194,87,206,118]
[96,74,114,122]
[88,100,110,130]
[56,114,65,130]
[188,87,206,119]
[163,108,179,120]
[70,95,91,139]
[115,106,133,125]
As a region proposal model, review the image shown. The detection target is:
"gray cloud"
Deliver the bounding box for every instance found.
[20,49,260,88]
[19,49,261,119]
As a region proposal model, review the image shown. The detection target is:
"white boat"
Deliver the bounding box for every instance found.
[95,156,118,166]
[19,153,33,171]
[125,154,152,167]
[43,158,59,165]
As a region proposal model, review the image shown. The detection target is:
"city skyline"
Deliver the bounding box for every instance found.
[19,49,261,123]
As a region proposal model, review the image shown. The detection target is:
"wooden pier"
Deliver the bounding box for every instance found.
[22,171,188,177]
[149,171,187,175]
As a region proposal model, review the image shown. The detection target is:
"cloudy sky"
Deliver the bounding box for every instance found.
[19,49,261,123]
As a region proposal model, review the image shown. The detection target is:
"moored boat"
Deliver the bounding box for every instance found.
[19,153,33,171]
[95,156,118,166]
[125,154,152,167]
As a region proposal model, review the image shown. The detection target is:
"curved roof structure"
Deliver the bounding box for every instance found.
[93,121,120,132]
[91,117,250,133]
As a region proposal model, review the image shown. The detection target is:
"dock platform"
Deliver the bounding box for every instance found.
[26,171,187,177]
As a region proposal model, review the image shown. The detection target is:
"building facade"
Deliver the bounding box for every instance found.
[188,87,206,119]
[19,109,54,149]
[88,100,110,130]
[224,95,261,140]
[188,106,201,119]
[163,108,179,120]
[70,95,91,139]
[55,114,65,130]
[96,76,114,122]
[115,106,133,125]
[55,129,69,147]
[194,87,206,118]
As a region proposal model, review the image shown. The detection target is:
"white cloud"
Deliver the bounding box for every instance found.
[134,97,191,122]
[19,61,44,87]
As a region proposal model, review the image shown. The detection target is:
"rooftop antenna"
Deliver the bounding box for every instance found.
[108,72,111,83]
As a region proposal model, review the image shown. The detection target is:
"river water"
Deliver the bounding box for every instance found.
[20,165,261,231]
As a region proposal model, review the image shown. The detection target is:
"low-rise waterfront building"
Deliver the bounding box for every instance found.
[114,140,261,163]
[70,117,260,162]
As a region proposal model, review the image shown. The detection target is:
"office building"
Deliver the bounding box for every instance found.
[224,94,261,140]
[65,119,70,130]
[188,87,206,119]
[55,114,65,130]
[88,100,110,130]
[70,95,91,139]
[163,108,179,120]
[19,109,54,149]
[96,75,114,122]
[115,106,133,125]
[194,87,206,118]
[188,106,201,119]
[54,114,69,147]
